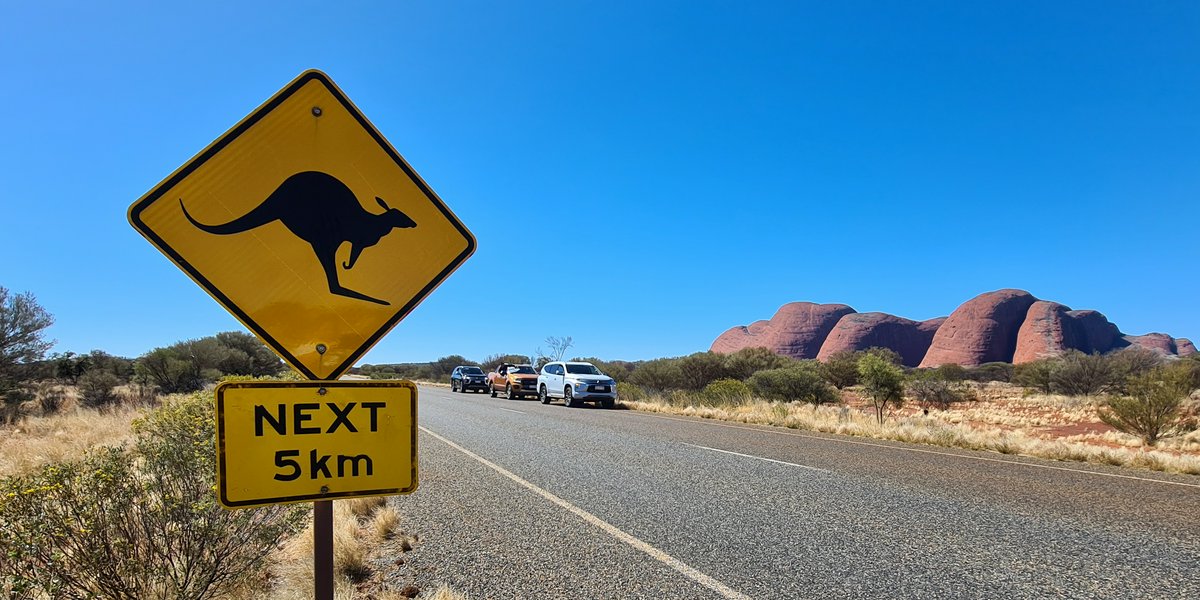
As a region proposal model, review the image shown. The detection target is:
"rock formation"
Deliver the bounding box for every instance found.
[712,289,1194,367]
[1122,333,1178,356]
[919,289,1038,368]
[816,313,944,367]
[1013,301,1082,364]
[710,302,855,359]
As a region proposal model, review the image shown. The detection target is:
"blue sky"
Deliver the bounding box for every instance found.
[2,1,1197,365]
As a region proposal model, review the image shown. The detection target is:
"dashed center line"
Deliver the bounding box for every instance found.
[420,426,752,600]
[495,407,525,414]
[684,443,828,472]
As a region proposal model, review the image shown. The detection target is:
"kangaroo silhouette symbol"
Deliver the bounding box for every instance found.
[180,171,417,306]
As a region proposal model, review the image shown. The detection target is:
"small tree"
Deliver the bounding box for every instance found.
[0,287,55,393]
[907,371,973,411]
[858,353,905,424]
[821,351,860,389]
[628,357,686,392]
[1099,365,1198,446]
[539,336,573,362]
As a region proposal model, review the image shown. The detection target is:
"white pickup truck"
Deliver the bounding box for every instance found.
[537,361,618,408]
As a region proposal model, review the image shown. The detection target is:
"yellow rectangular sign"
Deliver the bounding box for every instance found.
[215,380,417,508]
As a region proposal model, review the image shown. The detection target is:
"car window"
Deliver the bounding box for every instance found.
[566,364,602,375]
[463,367,483,375]
[512,365,536,374]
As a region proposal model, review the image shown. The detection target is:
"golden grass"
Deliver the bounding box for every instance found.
[0,404,144,476]
[626,391,1200,476]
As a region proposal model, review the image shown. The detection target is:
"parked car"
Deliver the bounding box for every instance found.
[537,361,617,408]
[487,363,540,399]
[450,365,488,393]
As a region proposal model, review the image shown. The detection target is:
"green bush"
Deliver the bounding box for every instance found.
[616,381,646,402]
[721,347,793,380]
[78,369,121,408]
[678,352,730,391]
[1051,351,1113,396]
[907,372,974,410]
[628,357,686,392]
[747,363,837,405]
[701,379,753,406]
[820,351,860,389]
[0,392,306,599]
[965,362,1014,383]
[1012,359,1058,394]
[1098,363,1198,446]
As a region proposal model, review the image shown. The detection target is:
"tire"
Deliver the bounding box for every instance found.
[564,386,576,408]
[505,383,512,399]
[601,397,615,409]
[490,383,497,398]
[452,381,460,393]
[539,385,550,404]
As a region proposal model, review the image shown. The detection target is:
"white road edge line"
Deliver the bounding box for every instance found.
[495,407,525,414]
[684,443,828,472]
[419,426,752,600]
[639,413,1200,489]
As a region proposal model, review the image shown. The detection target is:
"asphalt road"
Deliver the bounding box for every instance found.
[381,384,1200,599]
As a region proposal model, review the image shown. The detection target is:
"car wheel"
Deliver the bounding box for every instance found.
[601,397,615,409]
[490,383,497,398]
[505,383,513,399]
[539,385,550,404]
[564,386,575,408]
[453,381,460,393]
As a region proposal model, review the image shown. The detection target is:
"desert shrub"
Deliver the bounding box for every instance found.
[907,372,974,410]
[747,363,837,405]
[863,347,903,366]
[0,392,306,599]
[628,357,686,392]
[78,369,121,408]
[701,379,752,406]
[1099,366,1198,446]
[965,362,1013,383]
[821,351,860,389]
[616,381,646,402]
[575,357,633,382]
[721,347,793,380]
[677,352,730,391]
[1106,347,1164,394]
[859,353,905,424]
[1052,351,1114,396]
[935,363,966,382]
[1012,359,1058,394]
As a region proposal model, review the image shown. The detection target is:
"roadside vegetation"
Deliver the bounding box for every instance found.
[0,287,466,599]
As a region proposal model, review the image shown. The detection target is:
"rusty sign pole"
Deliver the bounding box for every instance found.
[314,498,334,599]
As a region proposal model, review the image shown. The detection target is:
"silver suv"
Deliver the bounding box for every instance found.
[537,361,617,408]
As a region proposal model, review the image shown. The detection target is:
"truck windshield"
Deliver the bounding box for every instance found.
[565,364,602,375]
[512,365,537,374]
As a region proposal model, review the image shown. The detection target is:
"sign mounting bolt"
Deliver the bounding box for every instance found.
[316,344,327,355]
[320,486,329,494]
[318,387,327,396]
[312,106,322,117]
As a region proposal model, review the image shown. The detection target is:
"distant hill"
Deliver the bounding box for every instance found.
[711,289,1196,367]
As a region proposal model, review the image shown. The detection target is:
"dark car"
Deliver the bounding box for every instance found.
[451,365,489,393]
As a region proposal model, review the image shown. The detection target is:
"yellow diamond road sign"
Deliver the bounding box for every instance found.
[215,380,417,508]
[129,70,475,379]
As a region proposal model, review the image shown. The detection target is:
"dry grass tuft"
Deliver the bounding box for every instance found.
[0,404,144,476]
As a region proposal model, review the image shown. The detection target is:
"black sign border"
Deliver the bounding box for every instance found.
[128,70,476,380]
